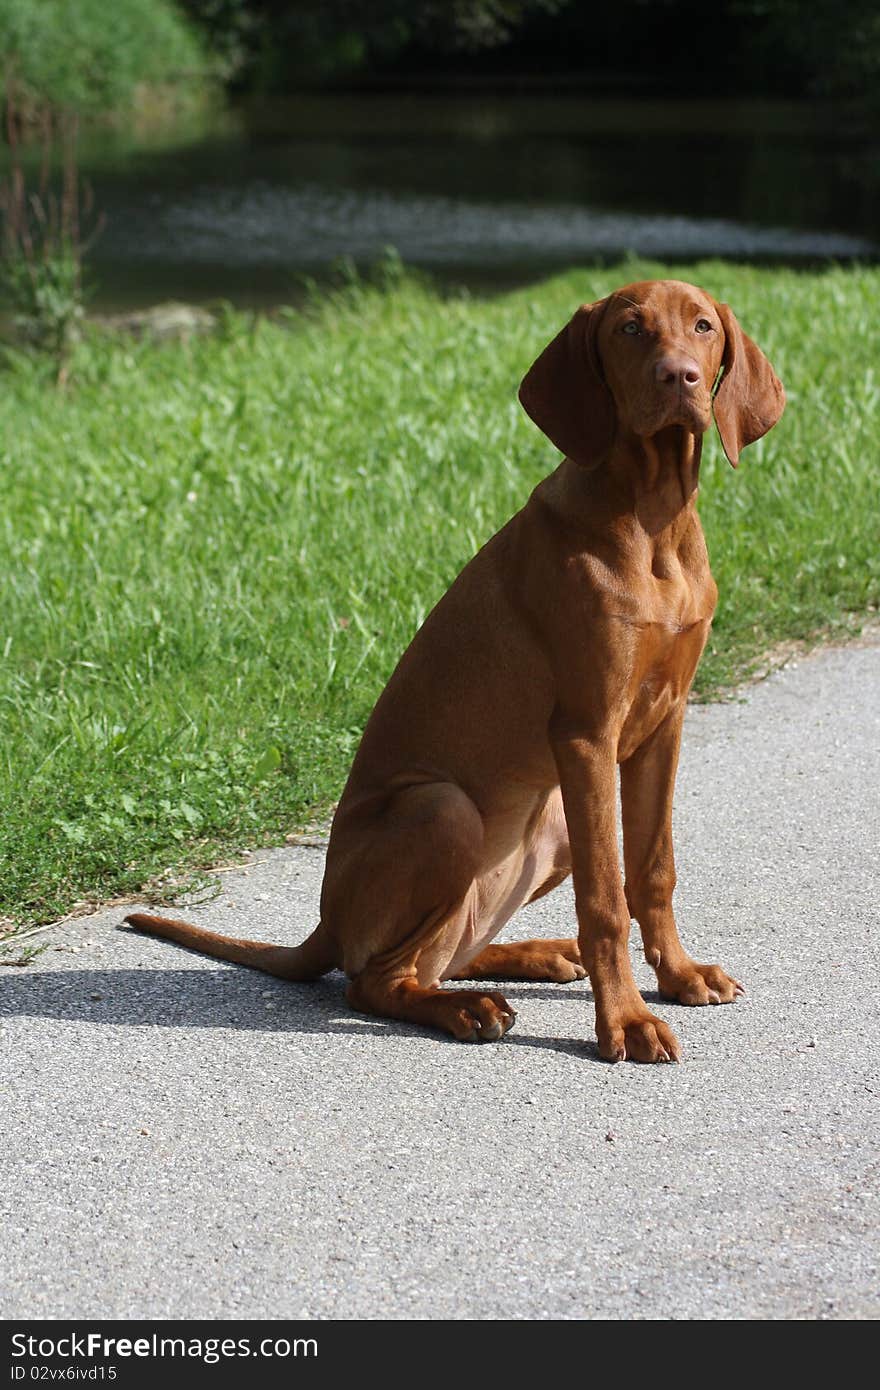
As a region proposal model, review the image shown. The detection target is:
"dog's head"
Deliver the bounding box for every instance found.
[519,279,785,468]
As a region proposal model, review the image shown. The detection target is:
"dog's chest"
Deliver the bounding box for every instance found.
[617,606,712,758]
[612,549,717,756]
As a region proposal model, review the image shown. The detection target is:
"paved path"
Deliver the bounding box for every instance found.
[2,638,878,1320]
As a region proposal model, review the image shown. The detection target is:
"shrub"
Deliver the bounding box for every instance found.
[0,0,213,116]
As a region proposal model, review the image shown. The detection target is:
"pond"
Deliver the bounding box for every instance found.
[72,93,878,310]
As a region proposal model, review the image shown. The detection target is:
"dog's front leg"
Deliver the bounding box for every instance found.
[621,706,744,1006]
[551,719,681,1063]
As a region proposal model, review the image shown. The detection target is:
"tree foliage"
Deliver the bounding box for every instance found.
[186,0,880,100]
[181,0,565,85]
[732,0,880,99]
[2,0,877,113]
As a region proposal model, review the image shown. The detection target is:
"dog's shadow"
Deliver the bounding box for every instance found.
[1,947,620,1061]
[0,964,377,1036]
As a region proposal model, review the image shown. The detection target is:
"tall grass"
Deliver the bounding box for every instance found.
[0,259,877,928]
[0,100,105,382]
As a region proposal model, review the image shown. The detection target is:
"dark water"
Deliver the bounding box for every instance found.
[67,94,880,309]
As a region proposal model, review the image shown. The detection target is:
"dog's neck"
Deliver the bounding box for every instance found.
[607,425,703,538]
[542,426,706,556]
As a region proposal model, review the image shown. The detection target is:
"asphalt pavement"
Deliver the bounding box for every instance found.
[1,635,878,1320]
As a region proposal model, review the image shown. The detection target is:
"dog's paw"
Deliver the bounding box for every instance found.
[540,940,587,983]
[515,939,586,983]
[657,961,743,1006]
[597,1010,681,1064]
[443,990,516,1042]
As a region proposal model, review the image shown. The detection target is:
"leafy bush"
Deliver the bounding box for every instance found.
[0,0,213,115]
[2,244,83,361]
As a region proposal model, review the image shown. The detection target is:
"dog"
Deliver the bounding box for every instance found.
[127,278,784,1063]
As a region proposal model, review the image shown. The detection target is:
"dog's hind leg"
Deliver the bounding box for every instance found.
[347,969,515,1042]
[329,780,516,1041]
[447,937,584,983]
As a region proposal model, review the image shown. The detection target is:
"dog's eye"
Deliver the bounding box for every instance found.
[695,318,713,333]
[622,321,641,335]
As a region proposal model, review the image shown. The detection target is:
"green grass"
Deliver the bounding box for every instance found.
[1,258,878,929]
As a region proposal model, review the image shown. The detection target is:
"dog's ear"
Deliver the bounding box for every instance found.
[518,299,615,467]
[712,302,785,468]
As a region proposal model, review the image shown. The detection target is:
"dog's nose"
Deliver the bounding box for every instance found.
[654,356,701,390]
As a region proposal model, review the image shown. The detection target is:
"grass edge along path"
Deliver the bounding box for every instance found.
[1,258,878,930]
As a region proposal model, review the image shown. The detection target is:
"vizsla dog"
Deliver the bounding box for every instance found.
[127,279,784,1063]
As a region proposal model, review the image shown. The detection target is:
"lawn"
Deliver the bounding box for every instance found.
[1,257,878,929]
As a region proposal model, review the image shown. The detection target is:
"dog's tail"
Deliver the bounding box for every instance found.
[123,912,335,981]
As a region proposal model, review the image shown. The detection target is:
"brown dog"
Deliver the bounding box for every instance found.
[127,279,784,1063]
